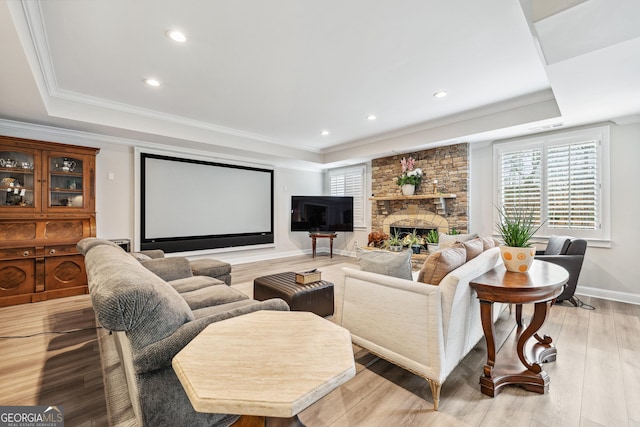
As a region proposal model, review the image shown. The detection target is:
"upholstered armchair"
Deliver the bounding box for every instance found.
[535,235,587,306]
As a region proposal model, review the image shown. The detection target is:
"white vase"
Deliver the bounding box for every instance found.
[401,184,415,196]
[500,246,536,273]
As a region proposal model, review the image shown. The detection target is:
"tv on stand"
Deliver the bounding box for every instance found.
[290,196,353,233]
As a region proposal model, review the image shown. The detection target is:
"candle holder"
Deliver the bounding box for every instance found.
[432,179,438,194]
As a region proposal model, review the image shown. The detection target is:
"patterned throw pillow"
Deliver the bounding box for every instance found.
[356,247,413,280]
[416,246,467,285]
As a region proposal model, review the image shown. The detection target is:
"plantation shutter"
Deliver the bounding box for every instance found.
[329,166,365,228]
[499,148,543,224]
[546,140,598,229]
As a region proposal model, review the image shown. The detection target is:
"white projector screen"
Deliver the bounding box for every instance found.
[140,153,274,252]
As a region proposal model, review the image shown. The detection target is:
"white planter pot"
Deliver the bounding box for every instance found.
[500,246,536,273]
[426,243,439,253]
[401,184,415,196]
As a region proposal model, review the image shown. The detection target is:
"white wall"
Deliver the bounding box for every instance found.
[94,143,134,240]
[0,122,345,264]
[470,122,640,304]
[95,143,330,264]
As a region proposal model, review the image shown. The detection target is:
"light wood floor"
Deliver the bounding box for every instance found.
[1,254,639,426]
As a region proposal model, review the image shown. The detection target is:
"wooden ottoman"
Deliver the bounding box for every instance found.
[253,272,334,317]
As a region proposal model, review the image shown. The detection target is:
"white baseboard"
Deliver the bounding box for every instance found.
[576,286,640,306]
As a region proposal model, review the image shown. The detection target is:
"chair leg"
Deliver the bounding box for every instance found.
[427,379,441,411]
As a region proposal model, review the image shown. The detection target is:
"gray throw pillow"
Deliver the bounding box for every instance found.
[439,232,478,248]
[356,247,413,280]
[545,235,571,255]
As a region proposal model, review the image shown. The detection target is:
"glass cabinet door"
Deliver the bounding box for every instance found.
[0,149,38,210]
[47,154,86,210]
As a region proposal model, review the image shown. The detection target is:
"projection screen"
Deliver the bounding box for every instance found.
[140,153,274,252]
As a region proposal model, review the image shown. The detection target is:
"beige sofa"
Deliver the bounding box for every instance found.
[339,243,506,410]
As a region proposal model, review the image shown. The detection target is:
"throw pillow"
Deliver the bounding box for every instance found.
[544,235,571,255]
[439,232,478,248]
[480,236,499,251]
[462,238,484,262]
[416,246,466,285]
[356,247,413,280]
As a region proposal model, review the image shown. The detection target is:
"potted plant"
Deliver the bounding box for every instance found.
[384,231,403,252]
[425,229,439,253]
[407,229,422,254]
[396,156,423,196]
[496,204,544,273]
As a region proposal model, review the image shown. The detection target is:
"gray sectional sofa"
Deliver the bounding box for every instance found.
[78,238,289,427]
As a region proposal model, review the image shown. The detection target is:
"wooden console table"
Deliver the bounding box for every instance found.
[309,232,338,258]
[470,260,569,397]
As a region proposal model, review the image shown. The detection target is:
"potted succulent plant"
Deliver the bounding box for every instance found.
[424,229,439,253]
[407,229,422,254]
[496,204,544,273]
[385,231,403,252]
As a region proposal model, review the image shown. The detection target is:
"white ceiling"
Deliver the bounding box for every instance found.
[1,0,639,169]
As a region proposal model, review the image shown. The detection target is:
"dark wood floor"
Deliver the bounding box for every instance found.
[1,254,639,426]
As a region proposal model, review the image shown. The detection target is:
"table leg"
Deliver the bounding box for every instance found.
[233,415,305,427]
[515,303,523,327]
[311,237,317,258]
[329,237,333,258]
[480,299,554,397]
[478,300,497,396]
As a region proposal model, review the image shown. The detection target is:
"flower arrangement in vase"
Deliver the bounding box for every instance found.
[396,156,423,196]
[496,204,544,273]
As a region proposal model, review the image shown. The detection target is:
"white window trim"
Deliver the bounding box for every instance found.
[493,125,611,246]
[327,164,367,229]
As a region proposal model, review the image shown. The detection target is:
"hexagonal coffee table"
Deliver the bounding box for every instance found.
[173,310,355,426]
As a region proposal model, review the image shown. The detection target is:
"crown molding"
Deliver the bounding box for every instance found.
[611,114,640,126]
[15,0,301,151]
[323,89,557,154]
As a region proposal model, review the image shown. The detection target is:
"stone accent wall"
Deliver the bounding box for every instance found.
[371,143,469,233]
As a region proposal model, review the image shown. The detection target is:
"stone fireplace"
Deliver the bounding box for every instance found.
[383,209,449,238]
[370,143,469,253]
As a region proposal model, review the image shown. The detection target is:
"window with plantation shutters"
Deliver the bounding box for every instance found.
[495,126,610,242]
[499,148,543,225]
[329,165,366,228]
[547,140,598,230]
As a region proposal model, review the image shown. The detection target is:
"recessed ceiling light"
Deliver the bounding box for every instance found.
[144,78,161,87]
[167,30,187,43]
[433,91,448,98]
[366,115,377,121]
[321,130,330,136]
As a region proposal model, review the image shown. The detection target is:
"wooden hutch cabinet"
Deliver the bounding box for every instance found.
[0,136,99,306]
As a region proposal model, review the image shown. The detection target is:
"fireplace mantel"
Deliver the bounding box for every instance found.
[369,194,456,201]
[370,194,456,215]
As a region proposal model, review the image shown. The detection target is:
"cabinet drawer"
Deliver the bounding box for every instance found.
[0,247,37,260]
[0,259,36,296]
[45,254,87,290]
[44,245,79,257]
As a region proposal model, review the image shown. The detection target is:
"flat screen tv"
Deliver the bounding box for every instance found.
[290,196,354,232]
